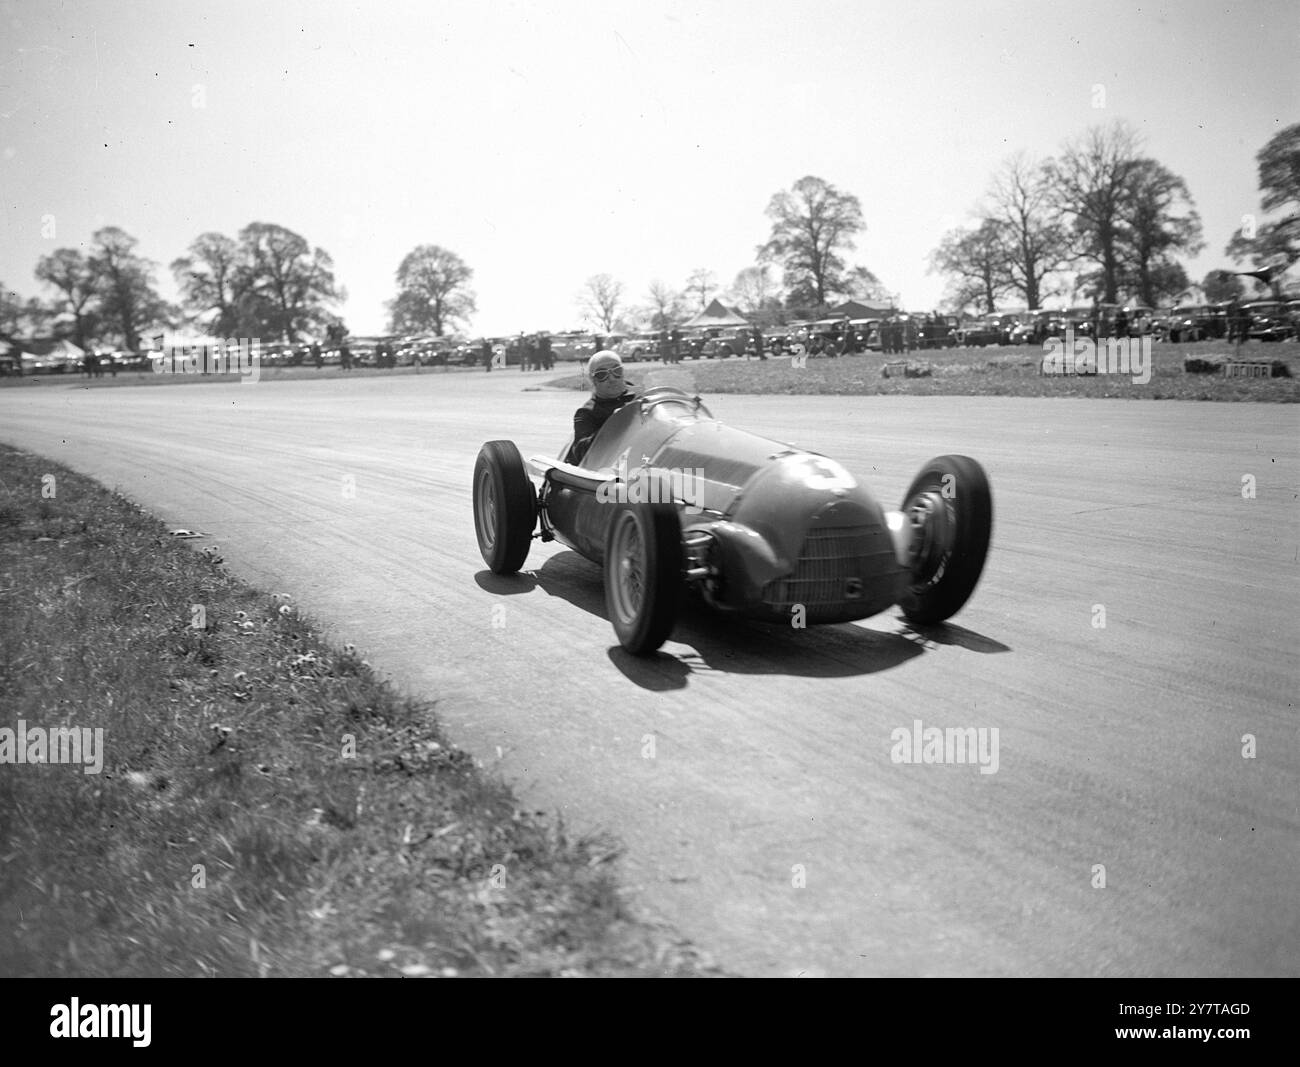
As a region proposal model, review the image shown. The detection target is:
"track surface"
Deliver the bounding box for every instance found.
[2,369,1296,977]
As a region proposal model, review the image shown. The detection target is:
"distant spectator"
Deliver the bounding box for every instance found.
[312,343,324,369]
[1234,303,1250,343]
[669,327,681,364]
[1113,307,1129,340]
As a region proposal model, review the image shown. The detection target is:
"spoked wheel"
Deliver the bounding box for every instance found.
[473,440,536,574]
[604,489,681,655]
[899,454,992,625]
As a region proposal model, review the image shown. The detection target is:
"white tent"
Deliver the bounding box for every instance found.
[680,298,750,329]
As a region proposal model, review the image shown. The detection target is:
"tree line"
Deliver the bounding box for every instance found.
[577,174,890,333]
[4,119,1295,349]
[0,222,348,351]
[0,223,483,351]
[578,120,1299,334]
[930,120,1299,313]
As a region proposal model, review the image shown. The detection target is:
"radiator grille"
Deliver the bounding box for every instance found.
[761,504,900,621]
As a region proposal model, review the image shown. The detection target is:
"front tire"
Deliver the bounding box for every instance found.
[604,490,681,654]
[473,441,536,574]
[899,455,992,625]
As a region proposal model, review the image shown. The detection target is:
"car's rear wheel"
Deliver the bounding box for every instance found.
[473,441,536,574]
[899,455,992,625]
[604,489,681,655]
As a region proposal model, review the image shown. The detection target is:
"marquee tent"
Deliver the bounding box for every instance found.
[680,298,750,329]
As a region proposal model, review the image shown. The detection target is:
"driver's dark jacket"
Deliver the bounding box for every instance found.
[571,388,635,463]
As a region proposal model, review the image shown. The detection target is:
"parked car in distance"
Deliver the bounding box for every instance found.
[1244,301,1295,342]
[617,332,663,362]
[953,319,1001,347]
[1160,305,1226,343]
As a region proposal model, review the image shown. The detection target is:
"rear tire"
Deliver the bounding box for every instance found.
[899,455,992,625]
[604,487,681,654]
[473,441,536,574]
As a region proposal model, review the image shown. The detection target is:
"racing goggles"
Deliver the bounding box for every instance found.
[591,367,624,383]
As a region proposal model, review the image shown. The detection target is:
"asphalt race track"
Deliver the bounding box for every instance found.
[2,369,1296,977]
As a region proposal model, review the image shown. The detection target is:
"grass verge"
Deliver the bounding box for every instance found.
[547,341,1299,400]
[0,444,718,977]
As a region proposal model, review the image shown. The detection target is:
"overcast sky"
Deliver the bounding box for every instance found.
[1,0,1295,337]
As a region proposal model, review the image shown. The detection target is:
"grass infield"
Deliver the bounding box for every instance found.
[549,340,1299,401]
[0,444,718,977]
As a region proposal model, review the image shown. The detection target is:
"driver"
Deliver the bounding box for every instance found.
[570,350,635,463]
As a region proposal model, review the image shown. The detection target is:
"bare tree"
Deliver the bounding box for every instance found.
[929,220,1011,313]
[986,153,1069,310]
[728,265,778,314]
[645,279,684,329]
[684,268,716,311]
[578,273,624,332]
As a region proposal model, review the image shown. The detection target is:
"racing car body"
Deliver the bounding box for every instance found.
[472,379,992,654]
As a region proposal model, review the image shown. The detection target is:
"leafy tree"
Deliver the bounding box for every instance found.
[1048,122,1145,303]
[985,153,1068,309]
[577,274,624,333]
[89,227,174,349]
[0,283,25,339]
[759,176,865,306]
[1224,125,1300,299]
[1118,158,1204,308]
[235,222,342,342]
[841,265,890,303]
[387,245,476,336]
[1202,269,1243,303]
[929,220,1011,313]
[1225,221,1298,298]
[171,233,244,336]
[34,248,101,348]
[1257,122,1300,214]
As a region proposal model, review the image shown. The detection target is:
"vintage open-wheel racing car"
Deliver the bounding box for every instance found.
[472,377,992,655]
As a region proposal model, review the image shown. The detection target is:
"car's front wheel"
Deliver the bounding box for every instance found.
[604,489,681,654]
[899,455,992,625]
[473,441,536,574]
